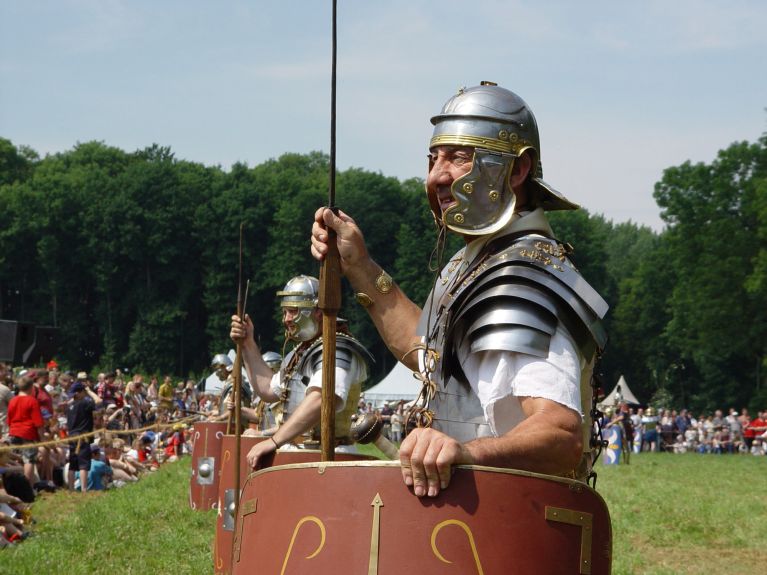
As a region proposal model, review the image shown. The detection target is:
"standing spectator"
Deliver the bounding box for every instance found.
[0,363,13,436]
[642,407,659,452]
[675,409,691,437]
[740,408,754,451]
[390,405,404,443]
[29,370,53,424]
[96,371,117,406]
[123,378,144,430]
[726,408,743,452]
[146,376,159,403]
[158,376,174,414]
[7,377,45,486]
[380,402,394,440]
[631,408,644,453]
[66,381,103,492]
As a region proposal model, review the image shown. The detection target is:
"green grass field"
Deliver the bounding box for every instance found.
[1,452,765,574]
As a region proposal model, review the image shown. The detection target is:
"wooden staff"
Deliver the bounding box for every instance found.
[230,223,245,562]
[318,0,340,462]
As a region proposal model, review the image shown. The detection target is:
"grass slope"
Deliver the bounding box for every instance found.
[1,452,765,574]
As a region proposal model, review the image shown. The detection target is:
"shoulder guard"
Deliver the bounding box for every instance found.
[298,333,375,375]
[442,235,608,385]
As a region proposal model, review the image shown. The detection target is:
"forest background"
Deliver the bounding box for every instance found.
[0,134,765,413]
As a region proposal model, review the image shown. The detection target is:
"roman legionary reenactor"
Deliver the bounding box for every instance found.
[230,274,372,468]
[311,82,608,498]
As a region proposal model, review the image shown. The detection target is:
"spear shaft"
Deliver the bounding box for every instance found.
[230,223,245,563]
[319,0,339,462]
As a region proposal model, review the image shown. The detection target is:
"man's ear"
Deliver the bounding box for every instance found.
[510,151,533,188]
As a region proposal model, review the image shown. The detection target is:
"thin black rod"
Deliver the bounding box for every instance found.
[329,0,337,208]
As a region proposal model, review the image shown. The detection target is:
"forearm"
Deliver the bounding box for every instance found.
[345,258,423,370]
[464,410,583,475]
[241,341,279,401]
[86,387,103,406]
[271,391,322,447]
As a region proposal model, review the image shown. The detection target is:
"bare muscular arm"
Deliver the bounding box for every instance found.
[311,207,422,370]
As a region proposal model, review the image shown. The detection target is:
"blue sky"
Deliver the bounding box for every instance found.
[2,1,766,231]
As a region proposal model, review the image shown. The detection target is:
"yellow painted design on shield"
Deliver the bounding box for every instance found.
[430,519,485,574]
[280,516,326,575]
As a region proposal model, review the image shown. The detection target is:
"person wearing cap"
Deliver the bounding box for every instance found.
[230,275,373,468]
[66,381,103,492]
[312,82,608,498]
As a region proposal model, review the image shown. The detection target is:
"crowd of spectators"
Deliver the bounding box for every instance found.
[0,360,205,548]
[604,404,767,455]
[356,397,406,444]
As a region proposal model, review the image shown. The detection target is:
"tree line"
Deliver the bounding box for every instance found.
[0,134,765,413]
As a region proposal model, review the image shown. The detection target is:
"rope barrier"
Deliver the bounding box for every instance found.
[0,415,200,453]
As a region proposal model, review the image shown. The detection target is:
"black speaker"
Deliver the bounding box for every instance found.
[25,325,58,365]
[0,320,35,364]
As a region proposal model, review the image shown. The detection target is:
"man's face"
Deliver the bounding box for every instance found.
[426,145,474,218]
[214,365,228,381]
[282,306,301,335]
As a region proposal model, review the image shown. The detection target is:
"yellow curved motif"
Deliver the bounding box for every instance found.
[430,519,485,575]
[280,516,326,575]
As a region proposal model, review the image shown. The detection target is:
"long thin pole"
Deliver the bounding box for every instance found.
[230,223,244,564]
[319,0,339,462]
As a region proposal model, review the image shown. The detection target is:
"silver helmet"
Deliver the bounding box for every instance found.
[211,353,232,382]
[429,81,578,236]
[211,353,232,369]
[276,275,320,342]
[261,351,282,373]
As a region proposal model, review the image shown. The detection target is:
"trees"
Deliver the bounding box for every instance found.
[1,134,764,412]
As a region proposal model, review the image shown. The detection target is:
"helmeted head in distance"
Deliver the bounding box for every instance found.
[211,353,233,382]
[276,275,321,342]
[262,351,282,373]
[428,81,578,237]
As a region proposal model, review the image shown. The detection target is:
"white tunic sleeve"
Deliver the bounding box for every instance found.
[460,326,583,437]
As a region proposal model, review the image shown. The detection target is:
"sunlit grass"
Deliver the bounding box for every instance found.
[1,452,765,574]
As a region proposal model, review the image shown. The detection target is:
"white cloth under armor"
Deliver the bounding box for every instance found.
[269,363,364,413]
[419,209,589,442]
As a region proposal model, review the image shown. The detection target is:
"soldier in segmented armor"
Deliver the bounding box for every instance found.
[230,275,372,469]
[311,82,608,498]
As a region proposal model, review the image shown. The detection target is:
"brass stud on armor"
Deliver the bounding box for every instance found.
[498,130,509,141]
[489,190,499,202]
[462,182,473,194]
[510,133,519,142]
[453,213,465,224]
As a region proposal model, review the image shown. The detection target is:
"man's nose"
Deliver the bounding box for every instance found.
[429,160,454,185]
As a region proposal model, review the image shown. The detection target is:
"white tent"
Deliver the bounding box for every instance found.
[600,375,641,407]
[364,362,421,407]
[199,349,249,396]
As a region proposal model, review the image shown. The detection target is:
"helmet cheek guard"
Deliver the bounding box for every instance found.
[290,308,320,342]
[442,149,518,236]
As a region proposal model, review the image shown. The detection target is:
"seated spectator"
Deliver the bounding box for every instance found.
[73,445,112,491]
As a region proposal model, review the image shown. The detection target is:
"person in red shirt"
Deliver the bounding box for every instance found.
[746,411,767,452]
[7,376,45,485]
